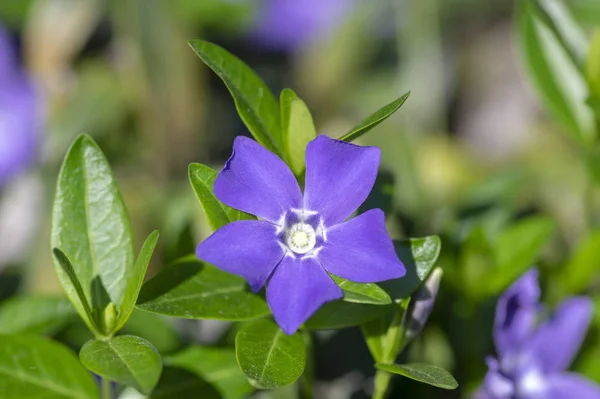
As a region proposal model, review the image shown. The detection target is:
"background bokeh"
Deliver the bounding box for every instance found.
[1,0,600,398]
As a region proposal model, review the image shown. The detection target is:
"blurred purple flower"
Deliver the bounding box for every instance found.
[0,26,41,188]
[475,269,600,399]
[196,135,405,334]
[249,0,355,51]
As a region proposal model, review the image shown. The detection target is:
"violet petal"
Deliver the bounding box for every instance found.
[304,135,380,226]
[318,209,405,282]
[196,220,285,292]
[214,136,302,223]
[529,297,592,373]
[546,373,600,399]
[266,255,342,335]
[493,268,540,357]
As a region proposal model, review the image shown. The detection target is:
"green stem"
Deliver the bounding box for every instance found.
[372,300,410,399]
[101,378,111,399]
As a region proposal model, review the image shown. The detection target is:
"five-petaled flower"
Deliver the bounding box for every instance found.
[475,269,600,399]
[196,135,406,334]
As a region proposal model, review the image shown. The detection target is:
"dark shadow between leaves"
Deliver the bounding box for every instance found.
[379,241,421,301]
[137,260,203,305]
[90,275,111,317]
[358,169,395,215]
[150,366,222,399]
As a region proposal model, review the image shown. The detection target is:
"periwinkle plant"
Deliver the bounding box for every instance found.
[0,40,452,399]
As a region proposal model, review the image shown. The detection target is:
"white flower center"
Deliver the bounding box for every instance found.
[286,223,316,254]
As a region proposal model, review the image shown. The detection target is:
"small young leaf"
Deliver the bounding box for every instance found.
[188,40,283,155]
[0,334,99,399]
[304,301,392,330]
[330,275,392,305]
[517,0,596,145]
[0,296,76,335]
[79,335,162,395]
[280,89,316,176]
[116,230,160,331]
[235,319,305,389]
[52,134,135,335]
[52,248,98,334]
[380,236,442,302]
[136,258,270,321]
[340,92,410,142]
[188,163,252,231]
[167,346,253,399]
[375,363,458,390]
[150,367,222,399]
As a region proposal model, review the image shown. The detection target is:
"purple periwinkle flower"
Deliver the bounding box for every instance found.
[249,0,355,51]
[475,269,600,399]
[0,25,41,188]
[196,135,405,334]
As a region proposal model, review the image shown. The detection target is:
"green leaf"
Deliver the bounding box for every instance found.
[304,301,392,330]
[488,216,555,294]
[136,258,270,321]
[331,275,391,305]
[121,310,181,354]
[117,230,159,331]
[559,229,600,294]
[340,92,410,142]
[167,346,253,399]
[52,248,98,333]
[0,334,99,399]
[150,367,222,399]
[52,134,135,336]
[235,319,305,389]
[517,0,596,145]
[587,29,600,98]
[376,363,458,390]
[280,89,316,176]
[79,335,162,395]
[188,163,252,231]
[0,296,76,335]
[188,40,282,155]
[380,236,442,302]
[360,316,389,363]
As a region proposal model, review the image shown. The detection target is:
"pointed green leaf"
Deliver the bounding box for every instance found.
[360,316,389,363]
[136,258,269,321]
[116,230,160,331]
[188,163,253,231]
[79,335,162,395]
[188,40,282,155]
[375,363,458,390]
[587,29,600,98]
[560,229,600,294]
[235,319,305,389]
[488,216,554,294]
[51,135,135,335]
[304,301,393,330]
[167,346,253,399]
[331,275,391,305]
[280,89,316,176]
[52,248,98,333]
[517,0,596,145]
[0,334,99,399]
[150,367,223,399]
[379,236,442,302]
[340,92,410,142]
[0,296,76,335]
